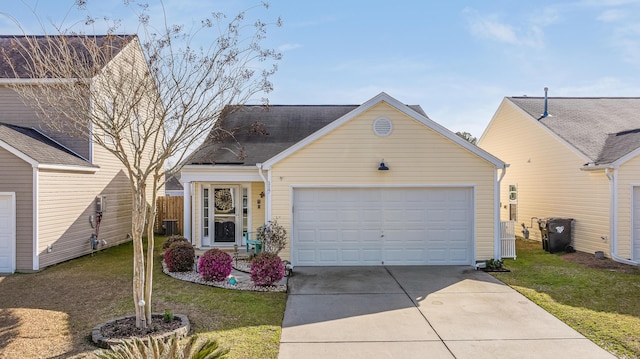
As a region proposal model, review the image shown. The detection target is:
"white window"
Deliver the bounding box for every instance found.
[104,100,115,144]
[508,184,517,203]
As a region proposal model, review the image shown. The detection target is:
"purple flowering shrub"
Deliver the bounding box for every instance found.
[250,252,285,286]
[198,248,232,282]
[163,241,195,272]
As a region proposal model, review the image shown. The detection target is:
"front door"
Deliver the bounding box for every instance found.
[213,186,240,244]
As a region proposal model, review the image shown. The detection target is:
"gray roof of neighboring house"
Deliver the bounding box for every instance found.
[187,104,427,166]
[0,122,95,168]
[0,34,136,78]
[509,97,640,165]
[165,173,184,191]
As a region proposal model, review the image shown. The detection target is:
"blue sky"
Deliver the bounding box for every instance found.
[3,0,640,138]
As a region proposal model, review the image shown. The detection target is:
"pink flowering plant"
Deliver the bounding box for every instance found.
[198,248,232,282]
[250,252,285,286]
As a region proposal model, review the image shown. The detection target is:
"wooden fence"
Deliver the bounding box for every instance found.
[155,196,184,235]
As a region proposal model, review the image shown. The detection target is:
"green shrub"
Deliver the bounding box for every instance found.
[162,235,189,251]
[250,252,285,286]
[164,241,195,272]
[198,248,232,282]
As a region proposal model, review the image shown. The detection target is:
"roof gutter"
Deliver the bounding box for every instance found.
[494,164,509,260]
[257,163,271,221]
[605,168,639,266]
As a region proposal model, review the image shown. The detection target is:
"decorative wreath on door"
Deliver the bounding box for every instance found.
[214,189,234,213]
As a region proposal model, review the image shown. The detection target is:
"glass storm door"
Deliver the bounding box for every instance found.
[213,187,239,244]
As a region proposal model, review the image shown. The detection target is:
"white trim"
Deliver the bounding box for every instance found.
[183,181,191,241]
[0,139,97,172]
[32,167,39,271]
[263,92,505,169]
[289,185,477,266]
[267,170,273,221]
[611,147,640,169]
[290,183,477,189]
[0,140,38,167]
[37,164,98,172]
[0,192,16,274]
[483,98,592,163]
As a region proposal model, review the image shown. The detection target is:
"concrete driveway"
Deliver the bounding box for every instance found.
[279,266,616,359]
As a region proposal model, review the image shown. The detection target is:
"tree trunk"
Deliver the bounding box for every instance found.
[144,181,154,324]
[132,187,148,328]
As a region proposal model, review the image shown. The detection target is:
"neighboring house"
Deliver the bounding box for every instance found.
[0,35,156,273]
[164,173,184,196]
[479,94,640,265]
[181,92,506,266]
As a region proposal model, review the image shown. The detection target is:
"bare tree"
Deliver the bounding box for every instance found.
[1,1,281,328]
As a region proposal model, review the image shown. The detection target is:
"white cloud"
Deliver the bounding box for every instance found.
[278,43,302,52]
[463,8,545,49]
[597,9,627,22]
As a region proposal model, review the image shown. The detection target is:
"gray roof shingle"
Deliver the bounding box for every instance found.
[187,104,427,166]
[0,35,135,78]
[509,97,640,165]
[0,123,96,168]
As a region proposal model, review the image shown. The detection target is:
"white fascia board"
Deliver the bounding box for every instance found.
[503,98,592,164]
[0,140,38,167]
[0,140,97,172]
[262,92,506,170]
[611,147,640,169]
[37,164,99,173]
[180,165,262,183]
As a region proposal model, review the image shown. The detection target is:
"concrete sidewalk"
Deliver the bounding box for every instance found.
[279,266,616,359]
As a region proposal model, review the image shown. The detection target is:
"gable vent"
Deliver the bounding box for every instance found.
[373,117,393,137]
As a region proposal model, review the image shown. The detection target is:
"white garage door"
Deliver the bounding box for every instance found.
[292,187,473,266]
[0,194,16,273]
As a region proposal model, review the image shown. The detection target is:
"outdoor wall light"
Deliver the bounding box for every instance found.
[378,160,389,171]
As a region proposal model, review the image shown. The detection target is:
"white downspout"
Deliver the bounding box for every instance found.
[494,165,508,260]
[605,168,639,266]
[257,163,271,221]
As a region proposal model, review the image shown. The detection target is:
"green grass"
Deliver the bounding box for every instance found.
[492,240,640,358]
[0,236,286,358]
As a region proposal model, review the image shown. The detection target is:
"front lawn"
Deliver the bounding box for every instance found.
[0,236,286,358]
[492,239,640,358]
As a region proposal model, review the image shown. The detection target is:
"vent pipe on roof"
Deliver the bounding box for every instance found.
[542,87,549,118]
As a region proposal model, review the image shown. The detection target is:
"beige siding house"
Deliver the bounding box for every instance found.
[0,35,156,273]
[181,93,506,266]
[479,94,640,265]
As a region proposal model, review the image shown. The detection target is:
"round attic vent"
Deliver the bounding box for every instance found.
[373,117,392,137]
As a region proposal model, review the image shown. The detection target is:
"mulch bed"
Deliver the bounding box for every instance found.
[99,316,183,340]
[560,251,640,274]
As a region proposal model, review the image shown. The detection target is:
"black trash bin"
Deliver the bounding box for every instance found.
[163,219,178,236]
[546,218,573,253]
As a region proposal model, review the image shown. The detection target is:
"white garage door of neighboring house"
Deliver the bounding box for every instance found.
[292,187,473,266]
[0,194,16,273]
[633,187,640,261]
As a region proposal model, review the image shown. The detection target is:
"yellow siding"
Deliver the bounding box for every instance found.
[271,102,497,261]
[251,182,266,233]
[616,154,640,259]
[0,149,33,271]
[479,100,610,255]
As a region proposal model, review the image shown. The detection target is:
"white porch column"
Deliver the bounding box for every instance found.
[183,181,191,241]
